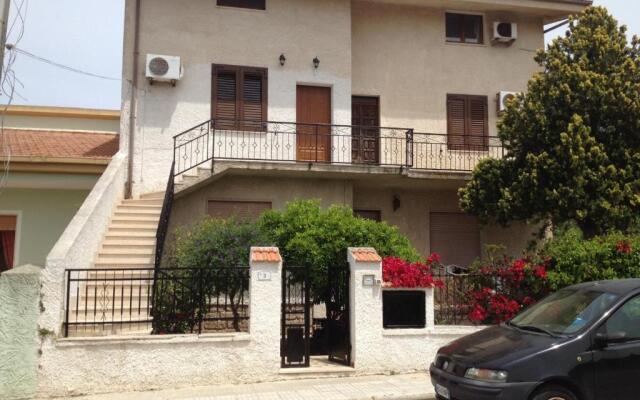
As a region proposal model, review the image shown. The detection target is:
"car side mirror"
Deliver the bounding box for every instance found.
[595,331,628,347]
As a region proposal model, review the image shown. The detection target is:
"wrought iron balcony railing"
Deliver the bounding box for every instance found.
[173,119,504,176]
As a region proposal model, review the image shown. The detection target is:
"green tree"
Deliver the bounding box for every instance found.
[459,7,640,238]
[258,200,421,302]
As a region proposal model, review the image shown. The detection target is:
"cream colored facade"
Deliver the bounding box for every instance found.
[120,0,588,258]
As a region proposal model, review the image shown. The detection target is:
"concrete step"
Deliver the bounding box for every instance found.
[104,231,157,239]
[102,239,156,248]
[139,192,164,200]
[95,256,155,265]
[111,215,160,223]
[99,248,155,256]
[108,224,158,232]
[121,198,163,206]
[114,209,162,218]
[117,204,163,211]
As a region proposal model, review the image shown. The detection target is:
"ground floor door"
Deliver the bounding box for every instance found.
[351,96,380,164]
[296,85,332,162]
[326,266,351,366]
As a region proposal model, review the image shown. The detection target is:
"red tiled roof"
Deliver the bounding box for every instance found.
[0,129,119,160]
[351,248,381,263]
[251,247,282,263]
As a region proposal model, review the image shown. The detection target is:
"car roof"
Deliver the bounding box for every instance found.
[568,279,640,295]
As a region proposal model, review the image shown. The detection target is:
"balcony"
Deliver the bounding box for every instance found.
[173,119,504,177]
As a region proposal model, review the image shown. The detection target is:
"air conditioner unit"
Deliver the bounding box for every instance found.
[493,22,518,43]
[146,54,183,85]
[497,91,518,113]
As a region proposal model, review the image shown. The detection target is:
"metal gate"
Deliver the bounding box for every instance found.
[280,265,351,368]
[326,266,351,366]
[281,265,311,368]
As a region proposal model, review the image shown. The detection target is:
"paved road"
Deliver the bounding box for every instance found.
[62,373,436,400]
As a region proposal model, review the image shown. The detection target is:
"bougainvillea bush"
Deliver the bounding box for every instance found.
[467,256,550,325]
[382,254,444,288]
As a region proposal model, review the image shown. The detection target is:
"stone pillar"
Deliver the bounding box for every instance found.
[0,265,42,400]
[249,247,283,369]
[347,247,383,370]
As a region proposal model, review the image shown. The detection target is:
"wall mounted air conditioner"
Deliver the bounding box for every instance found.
[493,22,518,43]
[145,54,183,86]
[497,91,518,113]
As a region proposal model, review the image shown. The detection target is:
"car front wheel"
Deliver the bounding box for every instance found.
[531,384,578,400]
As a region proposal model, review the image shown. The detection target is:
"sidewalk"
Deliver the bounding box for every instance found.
[61,373,436,400]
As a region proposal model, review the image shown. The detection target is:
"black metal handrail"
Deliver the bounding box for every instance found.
[63,266,250,337]
[172,118,505,177]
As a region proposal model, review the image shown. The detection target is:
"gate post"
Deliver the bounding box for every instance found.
[249,247,283,369]
[347,247,383,371]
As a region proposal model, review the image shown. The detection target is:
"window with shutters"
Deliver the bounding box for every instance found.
[446,13,484,44]
[217,0,266,10]
[212,64,267,130]
[446,94,489,150]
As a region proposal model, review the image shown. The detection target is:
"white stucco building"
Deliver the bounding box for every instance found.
[7,0,594,398]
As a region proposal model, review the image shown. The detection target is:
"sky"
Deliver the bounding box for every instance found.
[2,0,638,111]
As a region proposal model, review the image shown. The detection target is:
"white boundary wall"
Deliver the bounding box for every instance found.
[36,247,283,398]
[34,245,480,397]
[348,247,482,374]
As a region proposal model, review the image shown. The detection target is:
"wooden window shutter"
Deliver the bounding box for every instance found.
[447,95,466,149]
[240,69,267,130]
[213,64,267,130]
[213,66,238,129]
[467,96,489,150]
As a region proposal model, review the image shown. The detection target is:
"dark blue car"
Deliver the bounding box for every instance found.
[430,279,640,400]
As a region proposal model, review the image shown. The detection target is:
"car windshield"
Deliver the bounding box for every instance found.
[510,288,619,335]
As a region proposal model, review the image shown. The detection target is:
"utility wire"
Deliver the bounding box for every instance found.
[8,45,121,81]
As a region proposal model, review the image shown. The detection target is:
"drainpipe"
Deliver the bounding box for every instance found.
[126,0,142,199]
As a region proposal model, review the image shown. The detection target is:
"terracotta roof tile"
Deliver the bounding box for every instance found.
[0,129,119,159]
[351,248,382,263]
[251,247,282,263]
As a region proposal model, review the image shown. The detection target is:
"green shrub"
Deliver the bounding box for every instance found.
[543,225,640,290]
[258,199,421,302]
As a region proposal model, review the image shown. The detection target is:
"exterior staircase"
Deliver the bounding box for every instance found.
[66,192,163,337]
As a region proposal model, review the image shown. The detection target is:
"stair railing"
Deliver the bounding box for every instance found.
[151,160,175,320]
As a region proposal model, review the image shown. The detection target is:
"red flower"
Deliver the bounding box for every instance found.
[382,256,442,288]
[533,265,548,279]
[469,304,487,322]
[616,241,632,254]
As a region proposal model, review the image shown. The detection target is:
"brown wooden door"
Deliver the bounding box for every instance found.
[296,86,332,162]
[351,96,380,164]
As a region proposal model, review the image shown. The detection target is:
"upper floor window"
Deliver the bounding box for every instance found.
[217,0,265,10]
[446,13,483,44]
[212,64,267,130]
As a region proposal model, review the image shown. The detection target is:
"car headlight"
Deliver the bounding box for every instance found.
[464,368,508,383]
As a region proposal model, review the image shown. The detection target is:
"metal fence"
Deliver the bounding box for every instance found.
[432,266,482,326]
[63,267,250,337]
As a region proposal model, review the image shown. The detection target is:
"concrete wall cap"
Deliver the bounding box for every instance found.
[1,264,43,276]
[250,247,282,263]
[349,247,382,263]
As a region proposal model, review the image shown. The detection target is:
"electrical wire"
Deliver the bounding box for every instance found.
[10,46,121,81]
[0,0,29,190]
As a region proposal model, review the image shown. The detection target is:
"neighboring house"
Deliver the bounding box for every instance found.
[0,106,119,270]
